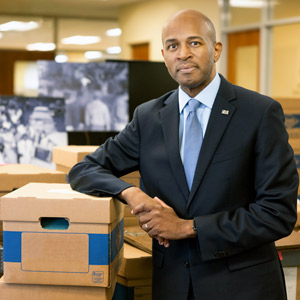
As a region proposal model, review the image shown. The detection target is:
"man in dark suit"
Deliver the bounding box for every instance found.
[68,9,299,300]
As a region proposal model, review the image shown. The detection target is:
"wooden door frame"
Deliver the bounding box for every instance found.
[227,29,260,89]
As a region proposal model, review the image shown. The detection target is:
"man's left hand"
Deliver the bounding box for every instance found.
[132,197,196,241]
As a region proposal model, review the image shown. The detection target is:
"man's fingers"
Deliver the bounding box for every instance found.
[154,196,169,207]
[132,202,159,215]
[131,203,147,215]
[156,237,170,247]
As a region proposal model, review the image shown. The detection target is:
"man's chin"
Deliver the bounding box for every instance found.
[179,81,201,90]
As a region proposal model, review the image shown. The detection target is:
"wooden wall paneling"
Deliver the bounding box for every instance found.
[0,50,55,95]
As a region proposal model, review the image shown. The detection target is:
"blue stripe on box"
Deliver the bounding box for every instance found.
[3,231,110,265]
[3,231,22,263]
[111,219,124,262]
[3,219,124,266]
[89,233,109,265]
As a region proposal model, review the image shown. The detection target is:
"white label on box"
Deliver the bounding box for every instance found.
[283,267,297,300]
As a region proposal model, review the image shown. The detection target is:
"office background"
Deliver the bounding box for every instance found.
[0,0,298,100]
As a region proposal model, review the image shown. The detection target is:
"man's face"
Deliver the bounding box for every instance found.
[161,13,222,97]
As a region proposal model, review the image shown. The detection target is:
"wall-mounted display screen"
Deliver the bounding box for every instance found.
[0,95,67,168]
[37,61,129,132]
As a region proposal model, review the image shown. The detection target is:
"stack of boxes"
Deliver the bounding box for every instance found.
[289,138,300,229]
[0,164,66,197]
[0,182,124,299]
[52,146,99,174]
[277,98,300,195]
[52,145,153,299]
[276,98,300,298]
[113,243,152,300]
[277,98,300,227]
[276,231,300,300]
[0,163,67,276]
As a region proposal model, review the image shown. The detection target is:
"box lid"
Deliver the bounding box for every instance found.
[275,231,300,250]
[118,243,152,280]
[52,146,98,168]
[1,182,117,224]
[0,164,66,191]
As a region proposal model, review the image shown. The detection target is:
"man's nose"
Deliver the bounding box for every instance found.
[178,44,192,60]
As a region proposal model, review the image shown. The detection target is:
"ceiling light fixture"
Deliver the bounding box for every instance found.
[106,28,122,37]
[106,46,121,54]
[229,0,266,8]
[84,51,103,60]
[61,35,101,45]
[0,21,40,32]
[55,54,68,63]
[26,43,56,51]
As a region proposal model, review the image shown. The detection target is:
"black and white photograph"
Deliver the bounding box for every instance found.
[0,95,67,168]
[37,61,129,132]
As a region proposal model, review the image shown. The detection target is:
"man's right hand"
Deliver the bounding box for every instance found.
[118,187,170,247]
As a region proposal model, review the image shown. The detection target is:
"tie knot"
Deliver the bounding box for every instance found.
[187,99,201,113]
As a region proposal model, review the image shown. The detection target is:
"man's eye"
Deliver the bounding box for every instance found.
[167,44,177,50]
[190,41,201,46]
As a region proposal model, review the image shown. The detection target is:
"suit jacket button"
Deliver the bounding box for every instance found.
[184,261,190,268]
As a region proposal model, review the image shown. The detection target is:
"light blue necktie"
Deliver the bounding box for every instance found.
[183,99,203,190]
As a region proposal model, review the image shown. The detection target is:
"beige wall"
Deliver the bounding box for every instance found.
[119,0,220,62]
[271,23,300,98]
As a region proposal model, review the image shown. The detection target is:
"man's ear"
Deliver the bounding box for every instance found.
[161,49,165,58]
[214,42,222,63]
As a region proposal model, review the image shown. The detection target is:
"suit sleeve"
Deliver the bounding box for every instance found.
[196,100,299,261]
[68,107,141,198]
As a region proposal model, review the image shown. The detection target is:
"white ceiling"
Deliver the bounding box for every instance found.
[0,0,151,56]
[0,0,150,18]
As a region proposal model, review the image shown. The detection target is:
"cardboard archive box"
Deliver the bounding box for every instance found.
[113,277,152,300]
[277,98,300,139]
[0,164,67,244]
[52,145,140,185]
[52,145,98,173]
[118,243,152,280]
[0,163,66,196]
[0,276,116,300]
[113,243,152,300]
[52,145,140,226]
[289,139,300,228]
[1,182,124,287]
[276,231,300,300]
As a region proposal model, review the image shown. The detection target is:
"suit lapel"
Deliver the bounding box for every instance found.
[188,77,237,203]
[160,90,190,200]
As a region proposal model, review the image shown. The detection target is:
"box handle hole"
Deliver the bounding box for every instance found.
[40,217,69,230]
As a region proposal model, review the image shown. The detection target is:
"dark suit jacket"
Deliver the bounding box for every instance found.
[68,75,299,300]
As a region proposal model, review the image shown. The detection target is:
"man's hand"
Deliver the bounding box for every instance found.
[118,187,170,247]
[118,186,155,209]
[132,196,196,241]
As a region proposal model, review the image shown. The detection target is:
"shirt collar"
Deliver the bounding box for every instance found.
[178,73,221,113]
